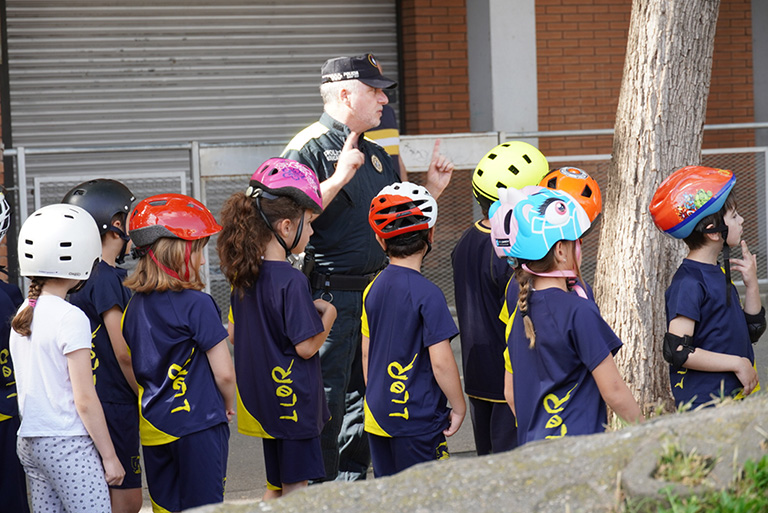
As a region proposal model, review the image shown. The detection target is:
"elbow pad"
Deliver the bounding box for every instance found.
[663,332,695,369]
[745,307,767,343]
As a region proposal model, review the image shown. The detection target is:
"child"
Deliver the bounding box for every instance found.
[489,186,641,445]
[363,182,465,477]
[64,179,142,513]
[121,193,235,513]
[452,141,549,455]
[649,166,764,408]
[0,189,29,513]
[217,158,335,498]
[10,203,125,512]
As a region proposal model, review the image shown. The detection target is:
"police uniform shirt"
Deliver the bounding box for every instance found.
[281,112,400,276]
[361,265,459,438]
[451,221,514,402]
[70,260,134,404]
[508,288,622,445]
[122,289,228,445]
[0,282,23,421]
[665,258,756,407]
[231,261,329,440]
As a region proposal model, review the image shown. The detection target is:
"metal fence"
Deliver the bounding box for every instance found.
[4,126,767,321]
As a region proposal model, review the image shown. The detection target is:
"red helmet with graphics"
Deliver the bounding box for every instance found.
[369,182,437,239]
[649,166,735,239]
[540,167,602,223]
[129,193,222,249]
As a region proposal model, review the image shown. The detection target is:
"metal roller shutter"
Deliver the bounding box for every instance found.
[5,1,399,178]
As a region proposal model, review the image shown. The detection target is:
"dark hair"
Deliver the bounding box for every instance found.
[383,229,430,258]
[217,192,303,294]
[683,192,737,250]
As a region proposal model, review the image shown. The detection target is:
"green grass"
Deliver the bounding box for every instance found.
[653,443,716,487]
[655,456,768,513]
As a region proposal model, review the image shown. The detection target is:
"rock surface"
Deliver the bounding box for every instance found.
[192,394,768,513]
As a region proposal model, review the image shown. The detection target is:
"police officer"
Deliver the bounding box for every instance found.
[281,53,453,481]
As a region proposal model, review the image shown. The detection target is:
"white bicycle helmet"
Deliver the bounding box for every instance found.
[369,182,438,239]
[18,204,102,279]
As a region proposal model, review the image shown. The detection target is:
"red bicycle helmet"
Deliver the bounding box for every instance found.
[369,182,437,239]
[540,167,602,223]
[649,166,735,239]
[129,193,222,249]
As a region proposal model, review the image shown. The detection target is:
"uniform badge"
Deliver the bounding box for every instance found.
[372,155,383,173]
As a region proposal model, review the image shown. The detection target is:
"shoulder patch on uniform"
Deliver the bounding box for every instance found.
[281,122,331,154]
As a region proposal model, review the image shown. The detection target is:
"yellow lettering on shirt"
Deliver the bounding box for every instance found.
[542,384,577,438]
[272,360,298,423]
[167,348,195,414]
[387,354,418,420]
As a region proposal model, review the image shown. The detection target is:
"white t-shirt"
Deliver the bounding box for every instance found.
[10,294,92,437]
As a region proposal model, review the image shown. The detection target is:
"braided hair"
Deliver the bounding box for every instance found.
[12,278,46,337]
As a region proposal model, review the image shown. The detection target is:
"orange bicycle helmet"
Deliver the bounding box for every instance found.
[129,193,222,249]
[540,167,602,224]
[369,182,437,239]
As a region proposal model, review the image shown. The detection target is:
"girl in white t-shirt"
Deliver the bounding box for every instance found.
[10,204,125,512]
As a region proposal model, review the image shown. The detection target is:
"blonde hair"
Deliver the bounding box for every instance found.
[515,240,583,349]
[124,237,209,293]
[11,278,46,337]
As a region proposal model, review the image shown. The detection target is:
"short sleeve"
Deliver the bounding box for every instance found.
[569,302,622,371]
[91,269,130,315]
[666,272,705,324]
[282,274,324,346]
[183,293,229,352]
[59,308,93,355]
[361,281,374,338]
[420,285,459,347]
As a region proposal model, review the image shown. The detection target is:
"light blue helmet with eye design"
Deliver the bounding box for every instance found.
[489,185,591,262]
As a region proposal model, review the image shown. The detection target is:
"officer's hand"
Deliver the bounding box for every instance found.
[335,131,365,187]
[425,139,454,199]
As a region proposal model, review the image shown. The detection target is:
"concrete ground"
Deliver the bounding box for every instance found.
[138,326,768,511]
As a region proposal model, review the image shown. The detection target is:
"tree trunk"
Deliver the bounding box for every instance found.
[594,0,720,414]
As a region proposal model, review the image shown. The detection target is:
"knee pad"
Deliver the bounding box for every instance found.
[745,307,767,343]
[663,332,695,369]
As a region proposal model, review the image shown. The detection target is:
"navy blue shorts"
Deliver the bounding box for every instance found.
[368,430,449,478]
[102,401,142,489]
[262,436,325,488]
[1,416,29,512]
[143,423,229,512]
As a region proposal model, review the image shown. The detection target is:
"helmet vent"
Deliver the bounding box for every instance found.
[148,200,167,206]
[504,209,514,233]
[496,182,507,189]
[508,165,520,175]
[582,185,593,198]
[73,190,86,196]
[64,214,74,219]
[487,153,497,160]
[546,177,558,188]
[24,253,32,259]
[60,256,72,261]
[60,242,72,248]
[523,154,532,164]
[25,239,32,245]
[477,169,484,176]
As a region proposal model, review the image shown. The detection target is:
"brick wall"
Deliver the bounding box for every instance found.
[399,0,471,134]
[534,0,754,156]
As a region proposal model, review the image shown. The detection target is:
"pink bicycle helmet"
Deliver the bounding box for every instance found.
[245,158,323,213]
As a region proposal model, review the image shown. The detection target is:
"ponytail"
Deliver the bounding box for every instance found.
[217,191,303,294]
[11,278,46,337]
[514,267,536,348]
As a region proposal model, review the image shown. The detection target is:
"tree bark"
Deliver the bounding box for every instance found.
[594,0,720,414]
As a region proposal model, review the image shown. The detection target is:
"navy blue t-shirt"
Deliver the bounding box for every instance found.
[665,259,755,407]
[508,287,622,445]
[231,261,329,440]
[70,260,134,404]
[362,265,459,438]
[0,281,23,420]
[452,221,514,401]
[122,289,229,445]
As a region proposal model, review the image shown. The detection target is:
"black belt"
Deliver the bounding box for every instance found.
[310,271,377,292]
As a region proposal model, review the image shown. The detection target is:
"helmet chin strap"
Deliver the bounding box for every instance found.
[520,240,587,299]
[701,223,732,306]
[109,226,131,265]
[253,190,302,258]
